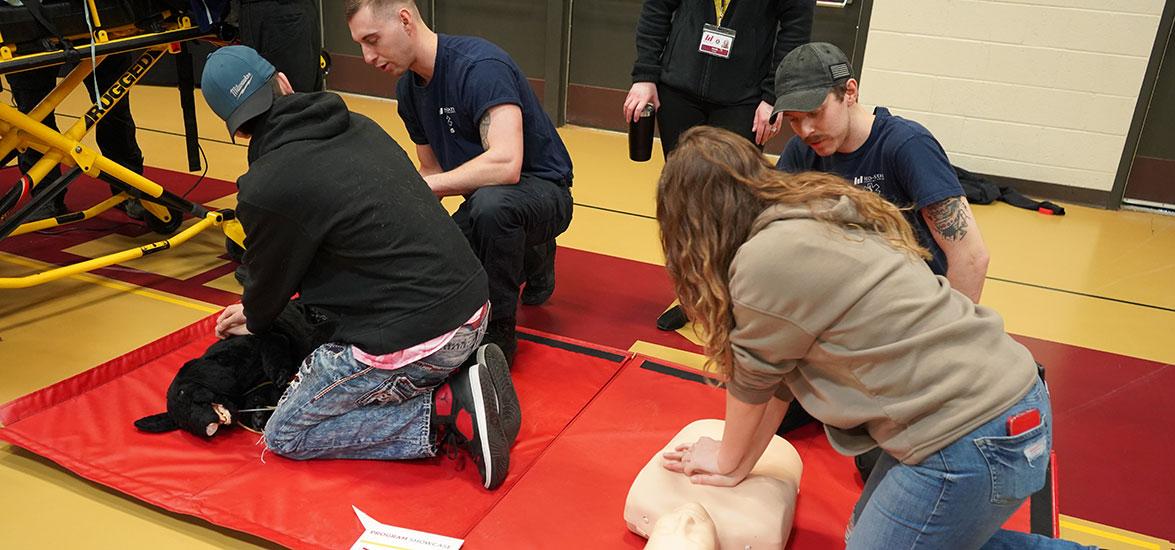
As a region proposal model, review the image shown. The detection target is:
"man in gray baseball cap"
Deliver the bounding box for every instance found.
[771,41,988,304]
[771,41,855,117]
[769,42,991,459]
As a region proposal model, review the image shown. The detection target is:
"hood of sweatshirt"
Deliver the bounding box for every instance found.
[749,196,867,238]
[247,92,351,164]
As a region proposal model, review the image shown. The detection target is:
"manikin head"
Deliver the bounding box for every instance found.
[772,42,863,157]
[345,0,428,78]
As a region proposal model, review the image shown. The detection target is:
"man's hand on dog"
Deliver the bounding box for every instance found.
[216,304,253,339]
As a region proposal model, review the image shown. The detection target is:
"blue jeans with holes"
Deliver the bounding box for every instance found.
[846,378,1091,549]
[263,321,485,460]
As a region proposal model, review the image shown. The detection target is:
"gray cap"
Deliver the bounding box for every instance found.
[772,42,854,116]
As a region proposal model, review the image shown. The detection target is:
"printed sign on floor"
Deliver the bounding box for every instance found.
[350,506,464,550]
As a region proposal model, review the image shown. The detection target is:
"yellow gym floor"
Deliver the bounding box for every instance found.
[1,80,1172,549]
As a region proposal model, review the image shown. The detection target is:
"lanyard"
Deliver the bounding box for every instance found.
[713,0,729,25]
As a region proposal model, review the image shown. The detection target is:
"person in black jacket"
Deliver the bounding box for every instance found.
[200,46,521,490]
[624,0,813,153]
[624,0,813,331]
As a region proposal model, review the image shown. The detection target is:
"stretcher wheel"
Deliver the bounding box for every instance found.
[145,207,184,235]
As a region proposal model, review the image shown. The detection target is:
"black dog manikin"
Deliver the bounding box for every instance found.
[134,301,333,438]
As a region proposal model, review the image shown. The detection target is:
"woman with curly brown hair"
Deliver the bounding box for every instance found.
[657,126,1086,549]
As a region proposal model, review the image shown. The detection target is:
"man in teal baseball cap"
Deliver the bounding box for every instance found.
[200,45,285,142]
[200,45,519,490]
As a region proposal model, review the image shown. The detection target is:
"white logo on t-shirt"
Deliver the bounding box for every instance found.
[438,106,457,133]
[853,174,885,194]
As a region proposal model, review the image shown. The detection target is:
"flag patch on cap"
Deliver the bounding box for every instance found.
[829,62,850,80]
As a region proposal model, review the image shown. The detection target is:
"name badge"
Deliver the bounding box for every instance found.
[698,24,736,58]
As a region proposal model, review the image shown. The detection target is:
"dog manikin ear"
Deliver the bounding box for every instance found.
[134,413,179,433]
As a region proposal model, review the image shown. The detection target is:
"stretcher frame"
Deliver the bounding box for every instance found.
[0,7,245,289]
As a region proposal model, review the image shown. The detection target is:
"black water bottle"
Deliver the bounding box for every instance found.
[628,103,656,162]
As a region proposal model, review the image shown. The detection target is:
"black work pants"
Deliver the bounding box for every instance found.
[452,175,573,324]
[239,0,323,92]
[656,83,759,157]
[5,53,144,208]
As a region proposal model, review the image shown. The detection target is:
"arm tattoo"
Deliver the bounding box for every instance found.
[926,197,970,241]
[479,112,491,149]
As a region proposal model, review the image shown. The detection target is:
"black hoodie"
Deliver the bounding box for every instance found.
[631,0,813,106]
[237,92,488,355]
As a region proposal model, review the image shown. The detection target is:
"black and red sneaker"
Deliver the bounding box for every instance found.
[434,363,509,490]
[477,343,520,445]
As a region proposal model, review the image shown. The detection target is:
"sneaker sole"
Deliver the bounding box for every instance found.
[478,344,521,444]
[469,365,509,490]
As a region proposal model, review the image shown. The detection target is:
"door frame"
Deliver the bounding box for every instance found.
[848,0,874,83]
[1110,0,1175,210]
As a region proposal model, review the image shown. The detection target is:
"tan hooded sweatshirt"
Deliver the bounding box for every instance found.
[726,197,1037,464]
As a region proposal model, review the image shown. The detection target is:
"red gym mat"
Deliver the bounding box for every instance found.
[464,358,1031,548]
[517,246,703,354]
[0,316,628,549]
[1,317,1036,548]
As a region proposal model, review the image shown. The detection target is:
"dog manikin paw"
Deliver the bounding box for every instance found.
[212,403,233,425]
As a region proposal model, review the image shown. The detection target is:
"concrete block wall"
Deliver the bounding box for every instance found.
[859,0,1165,192]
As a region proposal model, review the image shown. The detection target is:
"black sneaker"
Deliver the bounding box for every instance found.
[478,343,520,445]
[435,364,510,490]
[521,240,555,306]
[116,199,146,220]
[656,304,689,331]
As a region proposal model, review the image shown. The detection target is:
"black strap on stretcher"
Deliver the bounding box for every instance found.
[0,24,205,74]
[174,42,201,172]
[21,0,81,62]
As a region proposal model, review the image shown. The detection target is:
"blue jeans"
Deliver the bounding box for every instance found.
[263,320,486,460]
[846,378,1090,549]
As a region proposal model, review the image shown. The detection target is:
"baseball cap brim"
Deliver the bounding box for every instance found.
[224,76,274,143]
[771,85,834,118]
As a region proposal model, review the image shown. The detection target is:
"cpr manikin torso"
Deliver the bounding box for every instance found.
[625,419,804,549]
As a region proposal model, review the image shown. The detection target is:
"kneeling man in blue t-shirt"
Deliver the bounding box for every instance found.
[769,43,993,476]
[346,0,575,366]
[772,42,989,303]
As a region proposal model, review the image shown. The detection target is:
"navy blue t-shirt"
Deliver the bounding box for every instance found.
[776,107,962,275]
[396,34,573,186]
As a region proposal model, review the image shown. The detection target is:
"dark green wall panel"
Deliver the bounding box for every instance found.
[568,0,643,90]
[322,0,361,57]
[434,0,547,78]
